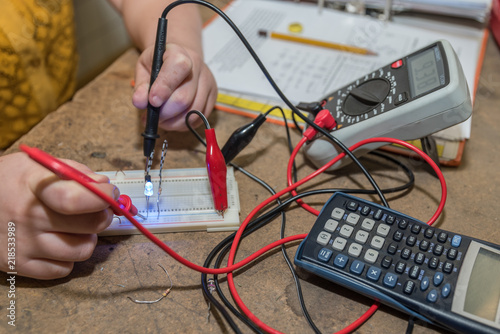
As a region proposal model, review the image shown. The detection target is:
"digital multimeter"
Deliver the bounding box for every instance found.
[303,40,472,170]
[295,193,500,334]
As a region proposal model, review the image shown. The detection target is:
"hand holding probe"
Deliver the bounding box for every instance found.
[19,144,146,220]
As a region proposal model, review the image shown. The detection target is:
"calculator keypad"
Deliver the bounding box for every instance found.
[298,194,468,310]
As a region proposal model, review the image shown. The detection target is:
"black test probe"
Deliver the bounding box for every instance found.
[142,18,168,164]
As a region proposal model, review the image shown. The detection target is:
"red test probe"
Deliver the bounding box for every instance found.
[19,144,146,220]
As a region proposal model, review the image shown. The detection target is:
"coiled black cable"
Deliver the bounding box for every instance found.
[185,111,415,333]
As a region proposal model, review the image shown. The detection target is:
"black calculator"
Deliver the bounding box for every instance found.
[294,193,500,334]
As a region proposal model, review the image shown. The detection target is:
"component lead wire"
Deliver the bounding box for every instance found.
[127,264,173,304]
[144,149,155,218]
[157,140,168,218]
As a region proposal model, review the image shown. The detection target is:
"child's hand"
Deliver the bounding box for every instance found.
[0,152,118,280]
[132,42,218,131]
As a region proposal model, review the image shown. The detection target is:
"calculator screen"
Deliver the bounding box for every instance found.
[463,248,500,321]
[452,241,500,329]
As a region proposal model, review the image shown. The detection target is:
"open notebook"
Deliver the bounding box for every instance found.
[202,0,488,165]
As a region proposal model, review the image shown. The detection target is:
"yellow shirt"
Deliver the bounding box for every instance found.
[0,0,77,149]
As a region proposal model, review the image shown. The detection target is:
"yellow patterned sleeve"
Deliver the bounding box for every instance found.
[0,0,78,149]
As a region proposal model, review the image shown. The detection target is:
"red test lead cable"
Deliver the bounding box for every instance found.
[225,137,447,334]
[287,137,447,226]
[20,144,380,334]
[288,136,319,215]
[289,109,337,216]
[19,144,306,275]
[21,140,447,333]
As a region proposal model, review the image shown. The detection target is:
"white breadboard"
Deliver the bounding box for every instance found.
[97,167,240,236]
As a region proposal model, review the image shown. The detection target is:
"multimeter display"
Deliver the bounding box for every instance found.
[408,46,446,97]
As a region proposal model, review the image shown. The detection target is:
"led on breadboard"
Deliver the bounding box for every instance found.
[98,167,240,236]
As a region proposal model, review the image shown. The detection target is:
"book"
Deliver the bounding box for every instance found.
[315,0,493,23]
[202,0,488,165]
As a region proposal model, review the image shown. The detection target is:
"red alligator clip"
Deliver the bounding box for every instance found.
[204,129,228,215]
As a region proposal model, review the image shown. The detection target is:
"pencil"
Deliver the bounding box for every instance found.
[258,30,377,56]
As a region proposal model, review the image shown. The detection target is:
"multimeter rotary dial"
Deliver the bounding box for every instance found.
[343,78,391,116]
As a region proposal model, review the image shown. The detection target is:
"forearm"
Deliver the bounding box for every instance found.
[108,0,203,55]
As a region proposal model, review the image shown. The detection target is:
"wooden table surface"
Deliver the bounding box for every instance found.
[1,4,500,334]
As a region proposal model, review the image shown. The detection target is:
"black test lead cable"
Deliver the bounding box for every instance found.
[205,183,417,334]
[159,0,389,208]
[273,107,322,334]
[203,155,415,334]
[159,1,405,330]
[164,1,417,330]
[205,177,418,332]
[197,168,415,333]
[187,112,416,333]
[142,16,166,159]
[238,107,322,333]
[187,108,318,333]
[193,129,416,334]
[185,116,262,333]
